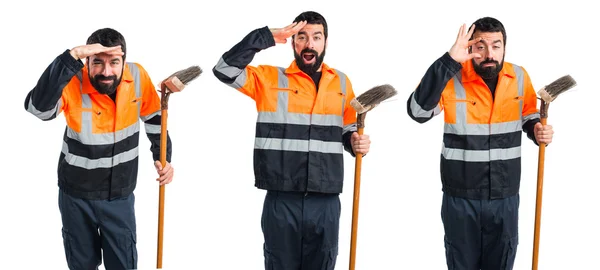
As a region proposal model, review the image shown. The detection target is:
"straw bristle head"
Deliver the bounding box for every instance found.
[350,84,397,114]
[538,75,576,102]
[170,65,203,84]
[162,66,202,92]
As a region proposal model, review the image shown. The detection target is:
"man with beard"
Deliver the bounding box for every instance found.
[213,11,371,270]
[407,17,554,269]
[24,28,174,270]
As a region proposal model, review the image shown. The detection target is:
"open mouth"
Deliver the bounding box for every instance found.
[303,53,316,62]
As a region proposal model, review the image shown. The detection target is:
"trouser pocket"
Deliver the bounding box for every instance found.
[444,236,455,270]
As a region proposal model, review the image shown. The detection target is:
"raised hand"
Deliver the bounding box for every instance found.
[69,43,123,60]
[270,20,308,44]
[448,24,482,63]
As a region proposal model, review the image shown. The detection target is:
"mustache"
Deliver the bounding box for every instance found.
[481,59,500,66]
[94,74,117,81]
[301,48,319,56]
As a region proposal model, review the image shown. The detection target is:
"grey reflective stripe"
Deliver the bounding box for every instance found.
[313,114,342,126]
[335,69,347,115]
[343,123,357,134]
[258,112,310,125]
[442,144,521,162]
[277,67,289,89]
[81,92,93,136]
[257,112,342,126]
[410,92,442,118]
[27,98,62,120]
[62,142,139,169]
[254,138,343,154]
[66,123,140,145]
[522,112,540,125]
[141,110,160,122]
[127,63,141,116]
[444,120,522,135]
[513,65,524,118]
[215,57,247,89]
[144,123,161,134]
[453,76,467,125]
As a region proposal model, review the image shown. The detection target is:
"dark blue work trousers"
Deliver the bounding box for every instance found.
[261,190,341,270]
[441,193,520,270]
[58,189,137,270]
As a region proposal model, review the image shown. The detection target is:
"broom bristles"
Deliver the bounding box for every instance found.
[168,65,203,84]
[538,75,576,103]
[161,65,202,92]
[350,84,397,114]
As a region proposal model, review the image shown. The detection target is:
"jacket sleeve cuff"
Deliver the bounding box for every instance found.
[440,52,463,74]
[258,26,276,48]
[59,49,84,74]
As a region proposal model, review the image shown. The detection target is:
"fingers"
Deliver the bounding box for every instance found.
[456,24,465,40]
[156,162,174,185]
[466,24,476,38]
[352,134,371,155]
[101,45,124,56]
[467,37,482,47]
[290,20,307,33]
[535,124,554,144]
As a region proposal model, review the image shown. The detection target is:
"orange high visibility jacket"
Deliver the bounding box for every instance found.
[25,50,172,200]
[213,26,357,194]
[408,53,540,199]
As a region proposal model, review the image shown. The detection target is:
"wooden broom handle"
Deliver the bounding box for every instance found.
[157,98,169,268]
[350,113,366,270]
[532,109,548,270]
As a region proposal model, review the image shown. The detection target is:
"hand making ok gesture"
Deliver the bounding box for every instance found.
[448,24,483,63]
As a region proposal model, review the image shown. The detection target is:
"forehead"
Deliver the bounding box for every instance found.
[89,53,122,62]
[473,31,504,43]
[298,24,324,35]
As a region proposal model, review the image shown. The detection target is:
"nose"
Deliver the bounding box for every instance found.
[306,37,315,49]
[102,64,113,77]
[485,46,494,59]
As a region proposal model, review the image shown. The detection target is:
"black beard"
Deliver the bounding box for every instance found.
[294,48,325,75]
[473,58,503,79]
[89,72,121,95]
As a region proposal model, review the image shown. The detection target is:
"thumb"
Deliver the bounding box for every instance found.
[155,161,162,170]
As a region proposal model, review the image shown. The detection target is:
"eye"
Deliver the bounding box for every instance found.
[314,36,321,40]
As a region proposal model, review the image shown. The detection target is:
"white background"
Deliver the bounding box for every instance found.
[1,0,598,269]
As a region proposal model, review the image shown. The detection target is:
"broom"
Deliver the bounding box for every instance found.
[156,65,202,269]
[348,84,397,270]
[532,75,576,270]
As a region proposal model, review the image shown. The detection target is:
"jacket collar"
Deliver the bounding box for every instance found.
[461,59,515,83]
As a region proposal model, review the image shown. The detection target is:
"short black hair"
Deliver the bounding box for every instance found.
[471,17,506,46]
[293,11,328,39]
[86,28,127,60]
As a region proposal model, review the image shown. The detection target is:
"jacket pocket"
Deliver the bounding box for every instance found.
[322,91,345,115]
